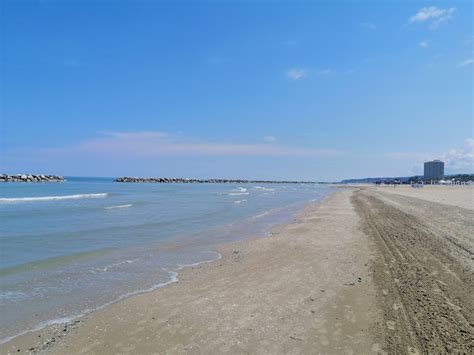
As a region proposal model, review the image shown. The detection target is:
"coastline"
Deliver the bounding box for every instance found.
[0,189,336,348]
[0,182,334,344]
[1,186,472,354]
[2,189,381,353]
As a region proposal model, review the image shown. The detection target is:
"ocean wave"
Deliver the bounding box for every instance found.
[253,186,275,192]
[176,251,222,269]
[253,211,270,219]
[104,204,132,210]
[0,291,28,303]
[0,193,108,203]
[91,258,140,273]
[228,187,249,196]
[0,269,179,345]
[234,199,247,204]
[219,187,250,196]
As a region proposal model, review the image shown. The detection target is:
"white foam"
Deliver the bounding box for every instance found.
[176,251,222,269]
[104,204,132,210]
[234,199,247,204]
[253,211,270,219]
[91,258,140,272]
[0,315,78,345]
[0,193,108,203]
[224,187,250,196]
[0,269,179,345]
[253,187,275,192]
[3,250,231,344]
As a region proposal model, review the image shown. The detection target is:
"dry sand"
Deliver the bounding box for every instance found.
[373,185,474,210]
[1,187,472,354]
[353,187,473,353]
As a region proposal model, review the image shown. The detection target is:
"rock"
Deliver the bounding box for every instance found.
[0,174,65,183]
[114,177,316,184]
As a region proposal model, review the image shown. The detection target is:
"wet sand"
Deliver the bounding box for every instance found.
[1,187,472,354]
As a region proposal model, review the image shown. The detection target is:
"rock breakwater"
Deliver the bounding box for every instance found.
[115,177,315,184]
[0,174,65,183]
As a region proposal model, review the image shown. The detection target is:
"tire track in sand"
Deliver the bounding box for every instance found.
[352,191,473,354]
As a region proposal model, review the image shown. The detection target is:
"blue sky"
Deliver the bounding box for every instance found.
[1,0,473,181]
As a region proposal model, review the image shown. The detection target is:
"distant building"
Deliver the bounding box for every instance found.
[424,160,444,180]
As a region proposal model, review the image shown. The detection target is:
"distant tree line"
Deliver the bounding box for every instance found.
[341,174,473,185]
[407,174,474,184]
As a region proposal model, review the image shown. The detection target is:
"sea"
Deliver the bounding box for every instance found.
[0,177,334,343]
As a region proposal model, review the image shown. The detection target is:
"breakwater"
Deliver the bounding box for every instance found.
[115,177,315,184]
[0,174,65,183]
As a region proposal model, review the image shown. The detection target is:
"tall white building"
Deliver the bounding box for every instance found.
[424,160,444,180]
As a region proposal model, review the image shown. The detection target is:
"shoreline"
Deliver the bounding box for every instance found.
[3,190,372,353]
[0,192,335,348]
[0,247,217,347]
[1,186,472,353]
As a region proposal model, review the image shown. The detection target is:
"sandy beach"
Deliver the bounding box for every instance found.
[1,186,472,354]
[4,1,472,353]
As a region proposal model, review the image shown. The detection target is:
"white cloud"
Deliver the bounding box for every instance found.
[263,136,277,143]
[441,139,474,172]
[409,6,456,29]
[386,138,474,173]
[286,68,308,80]
[42,131,341,158]
[419,40,429,48]
[360,22,376,30]
[458,59,474,67]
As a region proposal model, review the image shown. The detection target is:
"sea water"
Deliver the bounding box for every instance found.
[0,177,333,342]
